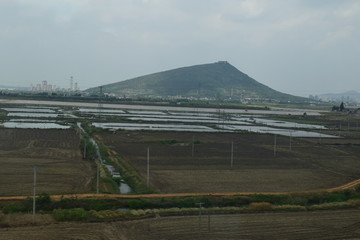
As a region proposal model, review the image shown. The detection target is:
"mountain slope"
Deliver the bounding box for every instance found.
[86,61,305,102]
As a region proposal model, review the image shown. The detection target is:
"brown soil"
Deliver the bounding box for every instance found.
[0,129,94,196]
[96,131,360,193]
[1,210,360,239]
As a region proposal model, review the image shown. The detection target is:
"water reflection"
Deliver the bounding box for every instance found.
[8,112,60,118]
[3,122,70,129]
[1,107,56,113]
[93,122,225,132]
[220,124,337,138]
[247,118,326,129]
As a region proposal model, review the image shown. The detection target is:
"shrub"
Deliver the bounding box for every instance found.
[287,193,308,206]
[248,202,273,211]
[3,203,28,214]
[127,199,152,209]
[325,193,347,203]
[53,208,89,221]
[221,196,252,207]
[249,194,288,205]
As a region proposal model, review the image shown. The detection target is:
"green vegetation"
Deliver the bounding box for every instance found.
[109,154,154,194]
[3,193,360,223]
[89,209,126,220]
[53,208,89,221]
[0,110,6,119]
[85,61,307,103]
[2,187,360,216]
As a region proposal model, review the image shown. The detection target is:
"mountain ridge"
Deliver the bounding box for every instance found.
[85,61,306,102]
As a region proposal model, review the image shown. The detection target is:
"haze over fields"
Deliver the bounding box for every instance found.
[0,1,359,96]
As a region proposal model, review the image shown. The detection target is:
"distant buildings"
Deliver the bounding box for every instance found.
[30,77,80,92]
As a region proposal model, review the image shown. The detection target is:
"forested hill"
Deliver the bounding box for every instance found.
[85,61,306,102]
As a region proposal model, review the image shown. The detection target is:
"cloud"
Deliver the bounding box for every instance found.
[335,1,360,18]
[220,0,265,20]
[238,0,265,18]
[0,0,359,94]
[318,26,354,48]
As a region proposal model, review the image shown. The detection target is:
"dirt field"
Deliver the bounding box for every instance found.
[97,131,360,193]
[0,129,94,196]
[2,210,360,239]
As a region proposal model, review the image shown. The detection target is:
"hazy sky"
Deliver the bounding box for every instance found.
[1,0,359,96]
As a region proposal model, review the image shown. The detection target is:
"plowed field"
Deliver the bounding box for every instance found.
[0,129,94,196]
[2,210,360,239]
[97,131,360,193]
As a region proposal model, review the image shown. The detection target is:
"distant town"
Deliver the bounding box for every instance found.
[29,77,80,92]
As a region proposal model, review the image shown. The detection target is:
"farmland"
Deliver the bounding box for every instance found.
[1,100,360,239]
[0,128,94,196]
[2,210,360,239]
[97,130,360,193]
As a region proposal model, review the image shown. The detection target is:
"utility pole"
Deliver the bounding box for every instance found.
[147,147,150,188]
[208,211,211,232]
[230,141,234,168]
[83,139,87,158]
[339,122,342,134]
[98,86,103,117]
[96,161,100,194]
[191,136,195,157]
[33,166,37,224]
[195,202,204,236]
[289,132,292,151]
[274,135,277,157]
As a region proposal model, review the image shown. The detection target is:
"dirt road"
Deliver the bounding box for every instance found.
[1,177,359,201]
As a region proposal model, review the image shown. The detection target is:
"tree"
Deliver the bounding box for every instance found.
[340,102,345,111]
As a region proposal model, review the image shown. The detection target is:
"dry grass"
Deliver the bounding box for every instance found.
[1,214,55,227]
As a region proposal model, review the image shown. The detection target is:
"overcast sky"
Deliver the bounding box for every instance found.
[1,0,359,96]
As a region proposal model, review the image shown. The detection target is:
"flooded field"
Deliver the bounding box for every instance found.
[3,122,70,129]
[220,124,337,138]
[247,117,326,129]
[0,99,323,115]
[93,122,223,132]
[1,107,57,113]
[1,100,359,195]
[0,103,337,137]
[8,112,60,118]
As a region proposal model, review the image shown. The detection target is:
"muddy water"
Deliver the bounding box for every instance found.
[77,123,132,194]
[0,99,323,115]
